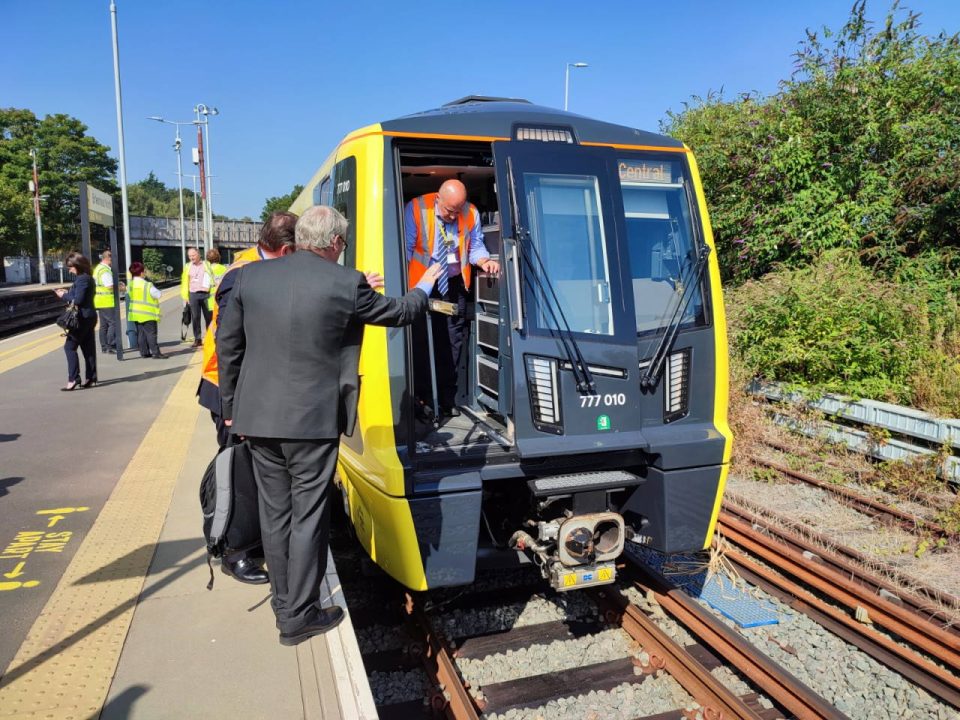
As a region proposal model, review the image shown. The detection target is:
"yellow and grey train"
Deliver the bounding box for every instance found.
[289,96,731,592]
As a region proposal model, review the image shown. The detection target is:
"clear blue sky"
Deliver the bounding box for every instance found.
[4,1,959,220]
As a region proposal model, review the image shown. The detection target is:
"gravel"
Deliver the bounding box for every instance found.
[459,628,631,688]
[436,592,601,639]
[368,669,427,706]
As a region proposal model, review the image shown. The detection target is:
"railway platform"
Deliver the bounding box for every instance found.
[0,300,376,719]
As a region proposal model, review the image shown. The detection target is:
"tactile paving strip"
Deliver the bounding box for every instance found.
[0,355,202,719]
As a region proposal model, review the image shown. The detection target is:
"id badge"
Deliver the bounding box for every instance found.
[446,252,457,265]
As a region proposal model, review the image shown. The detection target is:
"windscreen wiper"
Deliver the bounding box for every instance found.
[506,158,596,394]
[640,242,710,390]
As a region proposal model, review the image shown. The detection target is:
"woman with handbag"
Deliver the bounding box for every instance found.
[54,252,98,391]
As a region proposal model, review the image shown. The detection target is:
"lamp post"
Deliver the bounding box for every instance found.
[194,104,219,254]
[28,149,46,285]
[564,62,589,111]
[147,116,190,266]
[183,174,201,247]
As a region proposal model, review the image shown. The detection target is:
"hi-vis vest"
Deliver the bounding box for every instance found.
[93,263,115,309]
[206,262,228,311]
[127,277,160,323]
[408,193,478,291]
[180,260,215,301]
[201,247,261,387]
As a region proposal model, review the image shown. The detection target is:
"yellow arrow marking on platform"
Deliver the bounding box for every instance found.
[36,507,89,516]
[0,579,40,591]
[3,562,26,579]
[46,515,65,528]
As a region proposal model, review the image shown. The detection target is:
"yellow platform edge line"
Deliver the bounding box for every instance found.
[0,355,202,719]
[0,288,184,376]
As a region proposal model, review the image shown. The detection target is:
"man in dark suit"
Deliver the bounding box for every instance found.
[218,205,441,646]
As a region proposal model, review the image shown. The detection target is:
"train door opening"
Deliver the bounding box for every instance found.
[395,140,507,454]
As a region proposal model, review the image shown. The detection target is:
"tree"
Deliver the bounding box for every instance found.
[663,2,960,284]
[127,171,200,218]
[142,247,166,279]
[0,108,118,256]
[261,184,304,220]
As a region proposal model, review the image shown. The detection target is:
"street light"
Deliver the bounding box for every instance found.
[564,62,589,111]
[28,148,46,285]
[194,104,219,254]
[183,173,202,247]
[148,116,190,266]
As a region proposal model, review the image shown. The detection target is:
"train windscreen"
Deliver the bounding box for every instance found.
[523,173,615,336]
[617,156,706,335]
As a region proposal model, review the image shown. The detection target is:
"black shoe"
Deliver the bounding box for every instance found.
[221,556,269,585]
[279,607,345,646]
[81,378,97,389]
[193,339,203,348]
[153,354,168,359]
[440,406,461,418]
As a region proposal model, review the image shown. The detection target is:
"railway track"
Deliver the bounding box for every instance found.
[747,453,958,543]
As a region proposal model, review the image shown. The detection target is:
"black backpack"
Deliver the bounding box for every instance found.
[199,440,262,589]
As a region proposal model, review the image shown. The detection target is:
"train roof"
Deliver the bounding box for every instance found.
[379,96,683,149]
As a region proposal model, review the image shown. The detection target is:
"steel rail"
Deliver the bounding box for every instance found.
[405,593,482,720]
[724,499,960,628]
[725,545,960,710]
[718,512,960,666]
[592,587,765,720]
[749,456,957,542]
[626,560,847,720]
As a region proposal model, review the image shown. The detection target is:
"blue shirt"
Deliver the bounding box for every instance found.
[404,197,490,278]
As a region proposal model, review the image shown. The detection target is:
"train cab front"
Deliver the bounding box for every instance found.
[395,117,729,593]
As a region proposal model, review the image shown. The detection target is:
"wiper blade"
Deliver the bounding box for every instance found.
[506,157,595,394]
[640,243,710,390]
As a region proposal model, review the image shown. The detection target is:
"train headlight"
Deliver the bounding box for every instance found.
[557,513,625,566]
[525,355,563,434]
[664,349,691,423]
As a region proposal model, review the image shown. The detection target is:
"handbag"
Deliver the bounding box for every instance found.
[181,304,192,341]
[56,302,81,332]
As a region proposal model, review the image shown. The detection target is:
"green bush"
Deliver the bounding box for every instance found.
[729,249,960,415]
[142,248,166,280]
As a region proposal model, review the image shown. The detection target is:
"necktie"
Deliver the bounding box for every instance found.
[437,223,451,297]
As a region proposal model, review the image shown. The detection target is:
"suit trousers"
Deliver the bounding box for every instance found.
[188,291,212,341]
[248,437,339,633]
[97,307,117,351]
[64,319,97,383]
[413,274,468,409]
[135,320,160,358]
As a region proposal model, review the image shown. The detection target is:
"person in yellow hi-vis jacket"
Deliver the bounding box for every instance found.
[92,250,117,354]
[179,247,214,347]
[205,249,228,312]
[128,261,166,359]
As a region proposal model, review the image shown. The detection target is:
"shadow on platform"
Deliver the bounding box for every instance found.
[95,367,189,387]
[0,477,24,498]
[94,684,150,720]
[0,539,205,688]
[0,434,20,443]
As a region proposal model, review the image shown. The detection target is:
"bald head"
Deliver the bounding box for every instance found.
[437,179,468,223]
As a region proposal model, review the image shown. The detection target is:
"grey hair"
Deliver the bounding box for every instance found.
[295,205,349,251]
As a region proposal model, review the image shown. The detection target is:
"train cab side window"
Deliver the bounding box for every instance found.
[617,157,706,335]
[316,176,333,207]
[333,156,357,269]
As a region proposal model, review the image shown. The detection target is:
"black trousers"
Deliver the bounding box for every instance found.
[248,437,339,634]
[188,291,212,341]
[64,319,97,383]
[135,320,160,358]
[413,274,469,409]
[97,307,117,351]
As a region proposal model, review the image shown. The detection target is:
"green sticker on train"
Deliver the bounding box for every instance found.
[596,414,611,431]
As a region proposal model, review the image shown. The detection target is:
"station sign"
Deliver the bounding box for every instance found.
[86,185,115,227]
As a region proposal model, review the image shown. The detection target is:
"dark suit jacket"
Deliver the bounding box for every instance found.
[217,250,428,440]
[62,273,97,321]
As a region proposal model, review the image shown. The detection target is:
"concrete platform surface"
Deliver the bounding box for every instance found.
[0,329,377,720]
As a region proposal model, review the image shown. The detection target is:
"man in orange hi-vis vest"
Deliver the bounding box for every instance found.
[405,179,499,418]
